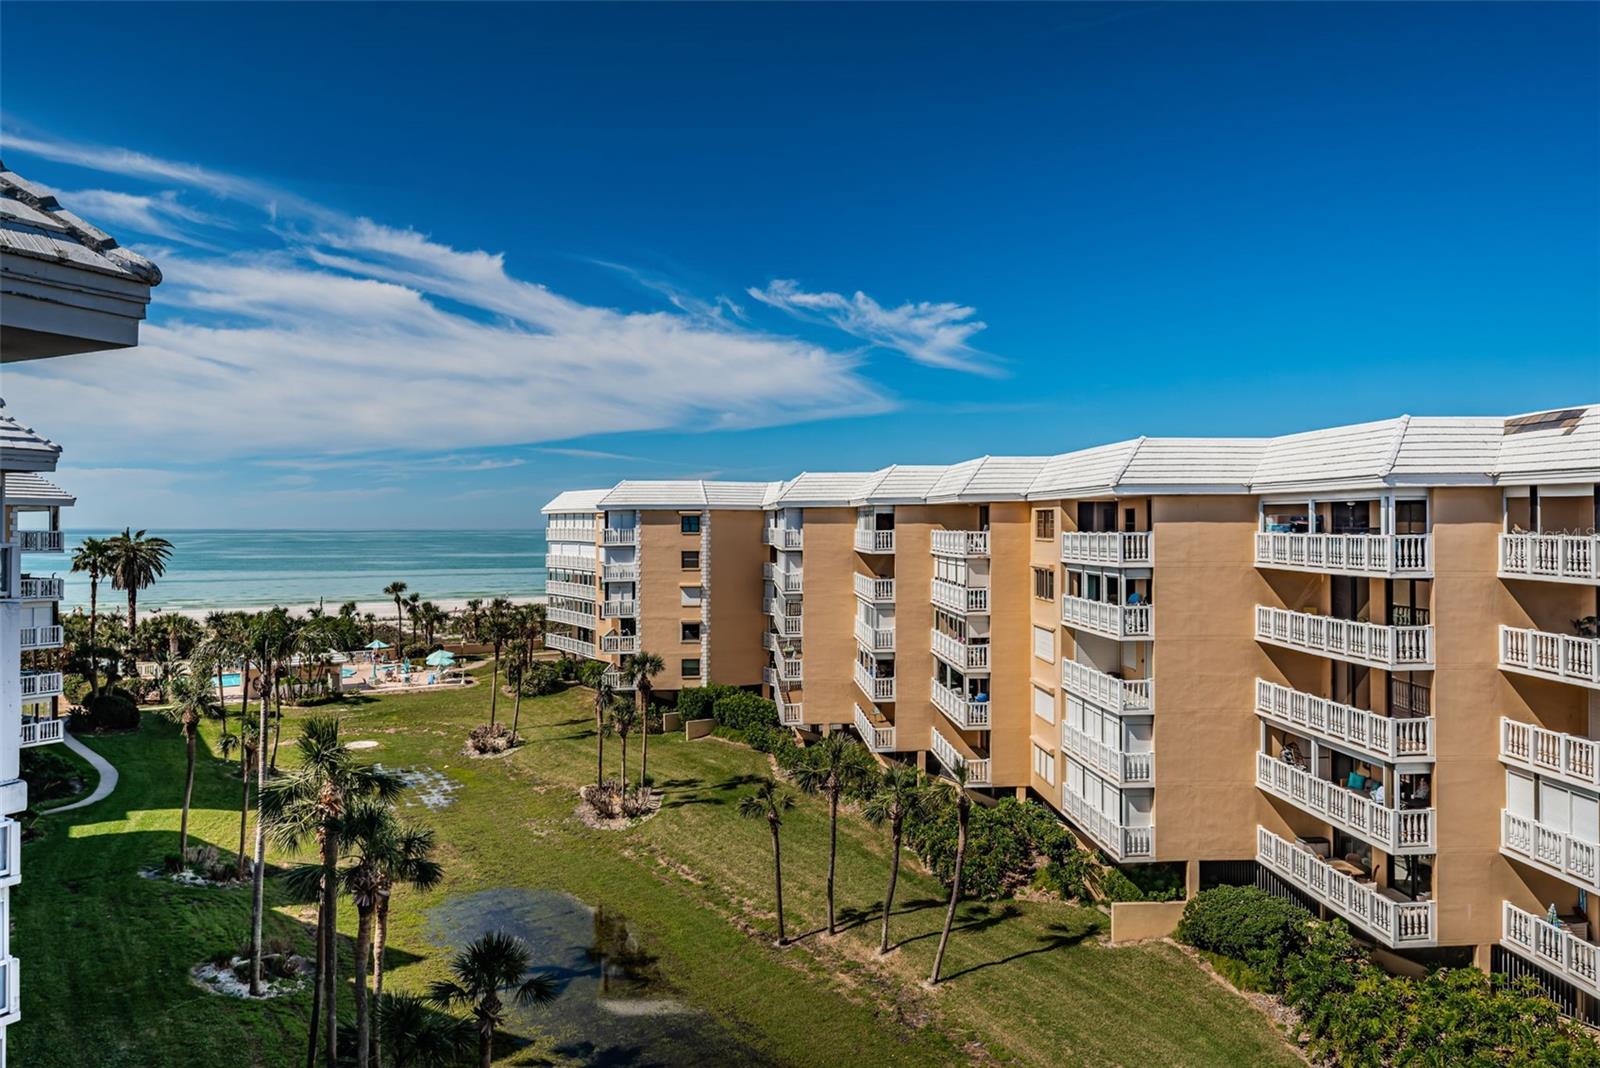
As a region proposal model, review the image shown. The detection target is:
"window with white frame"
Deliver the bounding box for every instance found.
[1033,743,1056,785]
[1032,685,1055,724]
[680,585,703,607]
[1032,624,1055,663]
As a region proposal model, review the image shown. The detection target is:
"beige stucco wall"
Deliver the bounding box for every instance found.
[794,507,858,727]
[707,509,766,688]
[988,501,1036,786]
[639,509,704,692]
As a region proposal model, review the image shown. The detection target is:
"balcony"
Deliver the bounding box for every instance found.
[1257,827,1436,948]
[1060,660,1153,715]
[774,688,802,726]
[1256,753,1435,854]
[20,625,63,650]
[1503,901,1599,998]
[20,715,66,747]
[931,721,991,786]
[1500,626,1600,689]
[601,527,638,547]
[1500,718,1600,791]
[764,526,804,551]
[931,629,990,672]
[1061,596,1153,640]
[601,667,636,691]
[854,619,895,653]
[1255,679,1434,763]
[930,577,989,615]
[762,562,803,594]
[20,671,65,700]
[853,703,896,752]
[853,661,895,703]
[1500,533,1599,584]
[853,528,895,554]
[931,529,989,558]
[600,600,637,619]
[1061,788,1153,862]
[545,521,596,542]
[602,563,639,583]
[1061,725,1153,785]
[773,650,804,684]
[548,605,595,628]
[17,576,64,599]
[18,529,64,552]
[1253,533,1431,577]
[767,611,802,639]
[853,573,895,603]
[545,632,597,658]
[930,677,991,729]
[546,578,596,600]
[600,633,639,655]
[1255,606,1433,669]
[546,551,597,573]
[1060,531,1153,568]
[1502,810,1599,892]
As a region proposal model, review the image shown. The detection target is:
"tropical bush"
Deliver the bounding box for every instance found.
[712,691,779,733]
[74,686,141,732]
[403,643,429,660]
[465,723,520,755]
[1176,886,1310,982]
[519,662,564,696]
[676,684,740,721]
[574,659,607,688]
[906,797,1073,899]
[20,748,80,802]
[1093,862,1184,903]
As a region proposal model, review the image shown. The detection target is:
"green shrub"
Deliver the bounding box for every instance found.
[905,797,1068,900]
[21,748,79,801]
[74,687,140,732]
[711,691,778,733]
[520,662,564,696]
[403,643,429,660]
[677,684,739,720]
[771,732,804,772]
[744,722,778,753]
[1176,885,1310,981]
[575,659,607,688]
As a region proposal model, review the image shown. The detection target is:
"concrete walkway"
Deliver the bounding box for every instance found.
[48,733,119,814]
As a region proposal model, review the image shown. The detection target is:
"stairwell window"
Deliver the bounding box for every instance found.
[681,658,702,679]
[1034,508,1055,540]
[680,513,701,534]
[680,585,703,607]
[681,622,701,642]
[1033,743,1056,785]
[681,550,700,570]
[1033,567,1055,601]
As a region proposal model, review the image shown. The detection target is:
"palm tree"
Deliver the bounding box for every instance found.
[262,716,403,1067]
[592,677,614,787]
[862,764,929,954]
[370,822,444,1068]
[363,612,378,643]
[428,931,557,1068]
[483,598,512,728]
[928,763,972,986]
[505,646,527,741]
[247,607,293,998]
[70,536,114,697]
[526,602,548,655]
[793,732,874,936]
[623,652,664,791]
[607,699,639,789]
[106,527,174,635]
[219,714,259,880]
[406,592,422,645]
[463,598,484,642]
[384,582,408,647]
[375,992,473,1068]
[738,777,796,945]
[161,669,221,863]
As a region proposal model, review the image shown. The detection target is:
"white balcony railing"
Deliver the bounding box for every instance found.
[1255,679,1434,763]
[1500,533,1600,584]
[600,600,637,619]
[600,633,639,655]
[547,606,596,628]
[853,661,895,703]
[855,619,895,653]
[930,577,989,615]
[930,677,991,729]
[20,716,66,747]
[602,563,639,583]
[762,562,803,594]
[546,578,596,600]
[0,819,18,886]
[1256,753,1435,854]
[20,625,64,650]
[931,722,990,785]
[545,521,597,542]
[17,576,64,599]
[1502,809,1600,892]
[1061,788,1153,861]
[853,703,896,751]
[18,530,64,553]
[601,667,636,692]
[854,529,896,554]
[931,629,990,672]
[764,526,804,551]
[19,671,66,700]
[774,650,804,684]
[546,552,597,573]
[1503,901,1599,997]
[600,527,638,547]
[1255,606,1433,669]
[1500,718,1600,791]
[775,690,803,726]
[1253,533,1431,577]
[1062,725,1154,785]
[931,529,989,557]
[1257,827,1435,947]
[1060,531,1153,568]
[1500,627,1600,689]
[1061,596,1153,640]
[853,573,895,603]
[769,611,803,638]
[1060,660,1154,715]
[545,632,597,658]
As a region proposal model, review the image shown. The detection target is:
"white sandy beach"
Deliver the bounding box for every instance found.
[124,594,548,622]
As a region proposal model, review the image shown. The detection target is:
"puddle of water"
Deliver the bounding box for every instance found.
[426,887,776,1066]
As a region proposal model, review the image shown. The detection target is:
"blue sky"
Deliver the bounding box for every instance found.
[2,2,1595,529]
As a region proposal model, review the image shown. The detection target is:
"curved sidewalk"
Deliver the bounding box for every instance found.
[47,733,119,814]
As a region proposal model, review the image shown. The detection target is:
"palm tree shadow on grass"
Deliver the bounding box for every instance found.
[889,902,1024,952]
[935,919,1097,982]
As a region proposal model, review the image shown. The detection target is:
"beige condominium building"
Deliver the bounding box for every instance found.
[544,405,1600,1012]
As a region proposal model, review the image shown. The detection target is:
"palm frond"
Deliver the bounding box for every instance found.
[515,972,559,1007]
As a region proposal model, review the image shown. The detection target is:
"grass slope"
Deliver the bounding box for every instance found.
[14,673,1299,1067]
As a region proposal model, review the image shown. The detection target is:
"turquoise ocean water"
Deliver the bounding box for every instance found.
[25,529,547,613]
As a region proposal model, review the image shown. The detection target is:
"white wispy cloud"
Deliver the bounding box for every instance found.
[747,279,996,375]
[34,187,228,247]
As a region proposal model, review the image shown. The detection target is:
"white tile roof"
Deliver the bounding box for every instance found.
[770,471,875,507]
[854,465,949,504]
[2,471,74,506]
[540,488,608,514]
[0,165,162,285]
[593,480,774,510]
[1117,438,1265,490]
[1495,407,1600,484]
[0,400,62,472]
[927,456,1050,502]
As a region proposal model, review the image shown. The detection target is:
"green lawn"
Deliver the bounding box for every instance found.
[13,674,1299,1067]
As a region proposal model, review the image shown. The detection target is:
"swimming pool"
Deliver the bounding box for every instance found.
[219,672,243,687]
[341,667,358,679]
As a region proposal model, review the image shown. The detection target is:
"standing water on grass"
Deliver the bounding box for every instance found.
[426,888,775,1066]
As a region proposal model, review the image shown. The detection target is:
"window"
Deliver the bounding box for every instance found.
[1032,685,1056,724]
[1032,567,1055,601]
[680,513,701,534]
[681,658,702,679]
[681,622,701,642]
[1032,624,1055,663]
[681,550,700,570]
[1033,744,1056,785]
[1034,508,1055,540]
[680,585,703,607]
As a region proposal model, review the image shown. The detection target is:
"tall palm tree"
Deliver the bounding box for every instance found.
[219,714,259,880]
[162,669,221,863]
[375,992,473,1068]
[406,592,422,645]
[592,677,614,787]
[199,611,237,737]
[362,612,378,643]
[245,606,291,997]
[262,716,403,1067]
[862,764,930,954]
[607,699,639,790]
[428,931,557,1068]
[383,582,408,647]
[370,822,444,1068]
[483,598,512,728]
[623,652,664,791]
[464,598,484,642]
[738,777,796,945]
[70,536,114,697]
[928,763,972,986]
[793,732,874,936]
[106,527,174,635]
